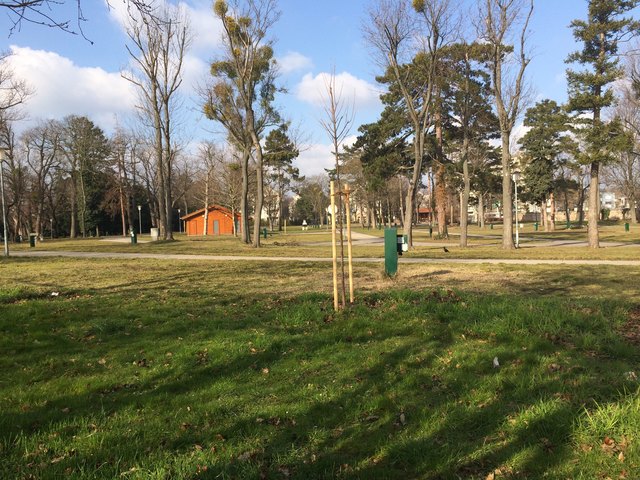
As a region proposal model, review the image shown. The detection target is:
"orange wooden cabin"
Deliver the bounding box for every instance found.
[181,205,241,236]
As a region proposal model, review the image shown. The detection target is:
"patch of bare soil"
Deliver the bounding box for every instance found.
[620,307,640,346]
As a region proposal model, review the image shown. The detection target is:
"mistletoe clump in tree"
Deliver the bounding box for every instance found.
[205,0,281,247]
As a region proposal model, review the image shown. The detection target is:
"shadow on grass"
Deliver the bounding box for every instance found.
[1,282,638,479]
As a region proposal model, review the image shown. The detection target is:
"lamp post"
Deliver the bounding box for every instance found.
[512,172,520,248]
[0,149,9,257]
[178,208,181,233]
[50,218,53,240]
[137,204,142,234]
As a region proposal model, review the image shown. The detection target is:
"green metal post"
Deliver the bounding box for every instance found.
[384,228,398,276]
[625,222,630,232]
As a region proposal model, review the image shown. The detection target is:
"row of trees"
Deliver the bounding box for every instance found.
[1,0,640,251]
[341,0,640,250]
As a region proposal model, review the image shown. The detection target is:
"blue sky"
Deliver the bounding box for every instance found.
[0,0,622,176]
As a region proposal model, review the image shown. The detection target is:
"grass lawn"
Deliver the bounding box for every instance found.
[1,257,640,479]
[9,221,640,261]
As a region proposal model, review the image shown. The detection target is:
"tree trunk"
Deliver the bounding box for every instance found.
[435,105,448,238]
[69,177,78,238]
[240,148,251,244]
[78,170,87,237]
[403,126,425,246]
[588,161,600,248]
[460,152,470,248]
[542,199,549,232]
[449,198,455,227]
[163,132,173,241]
[252,134,264,249]
[435,161,448,238]
[549,191,556,232]
[203,177,210,236]
[231,206,237,237]
[478,194,485,229]
[501,131,514,249]
[577,183,586,227]
[371,202,378,229]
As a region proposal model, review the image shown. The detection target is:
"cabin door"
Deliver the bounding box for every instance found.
[213,220,219,235]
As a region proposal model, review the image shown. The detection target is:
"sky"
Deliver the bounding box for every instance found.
[0,0,619,177]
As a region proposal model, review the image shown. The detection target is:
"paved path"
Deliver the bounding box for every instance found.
[11,250,640,266]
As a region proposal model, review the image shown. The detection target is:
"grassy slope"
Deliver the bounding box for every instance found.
[1,258,640,479]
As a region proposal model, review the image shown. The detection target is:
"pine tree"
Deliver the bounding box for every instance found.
[263,124,301,230]
[566,0,640,247]
[441,42,499,247]
[519,100,574,231]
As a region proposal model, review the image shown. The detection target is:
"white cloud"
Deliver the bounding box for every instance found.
[108,1,221,97]
[108,1,222,53]
[277,52,313,75]
[510,122,530,154]
[181,54,209,94]
[294,136,357,177]
[184,2,223,53]
[295,72,381,109]
[9,46,136,132]
[294,143,333,177]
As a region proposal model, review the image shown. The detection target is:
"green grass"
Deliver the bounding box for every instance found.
[1,258,640,479]
[11,221,640,261]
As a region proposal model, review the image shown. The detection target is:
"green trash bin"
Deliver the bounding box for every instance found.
[625,222,630,232]
[490,223,494,230]
[534,222,538,231]
[263,227,267,239]
[429,226,433,238]
[130,229,137,245]
[29,233,36,247]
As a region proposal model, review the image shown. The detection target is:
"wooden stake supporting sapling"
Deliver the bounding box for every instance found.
[344,184,354,304]
[330,181,339,311]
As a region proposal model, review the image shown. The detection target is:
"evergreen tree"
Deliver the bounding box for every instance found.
[441,42,499,246]
[566,0,640,247]
[519,99,574,231]
[60,116,110,238]
[263,124,301,230]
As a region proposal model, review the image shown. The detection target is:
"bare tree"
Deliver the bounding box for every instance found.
[0,51,31,253]
[196,142,222,236]
[22,120,60,239]
[123,2,190,240]
[607,79,640,223]
[318,70,354,308]
[477,0,533,250]
[1,1,155,40]
[364,0,454,246]
[205,0,281,248]
[219,149,245,236]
